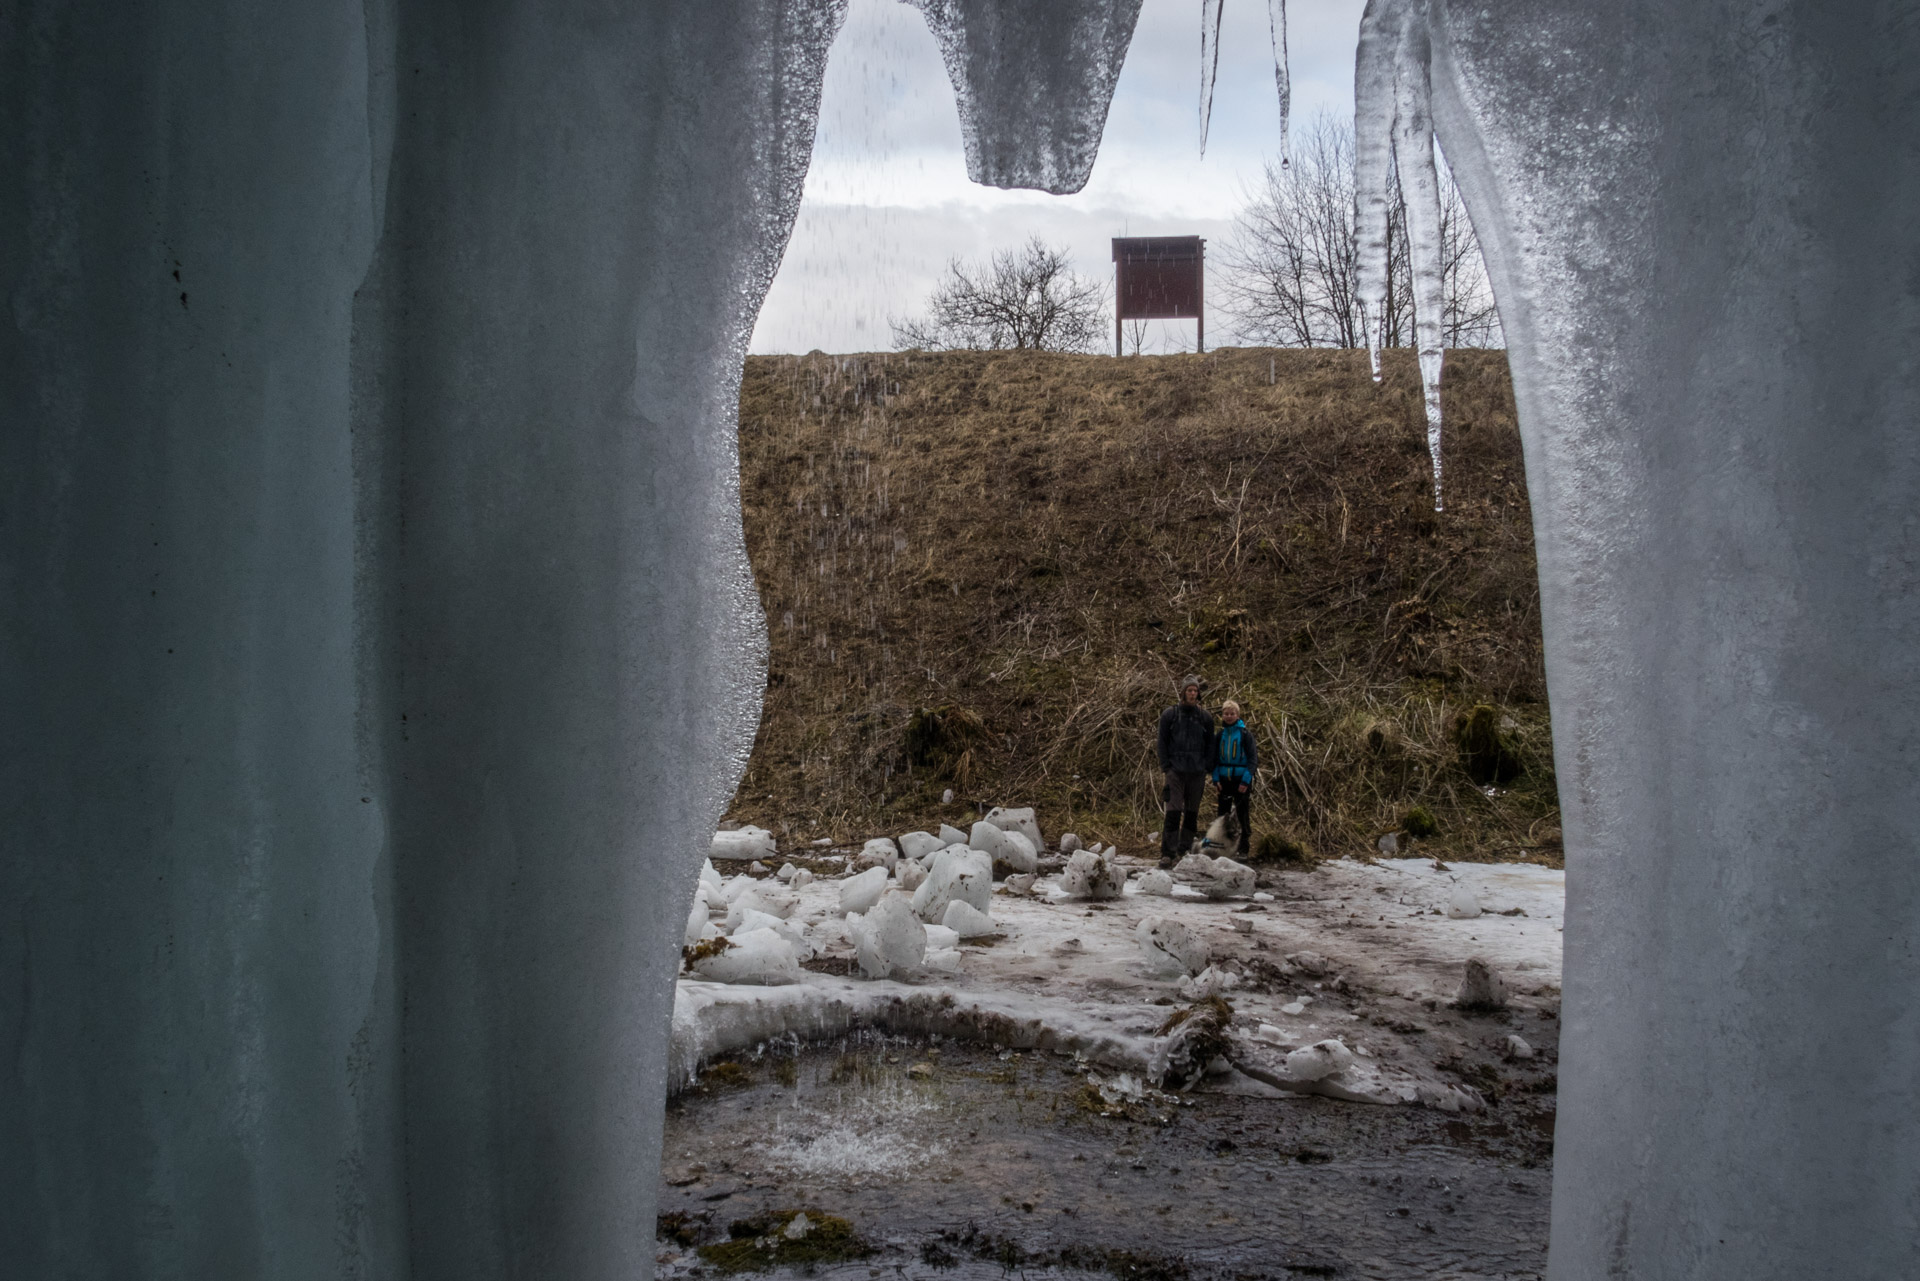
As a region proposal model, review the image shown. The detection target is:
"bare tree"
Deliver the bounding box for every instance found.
[1219,113,1501,350]
[891,237,1107,353]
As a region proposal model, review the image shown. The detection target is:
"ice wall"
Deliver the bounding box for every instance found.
[3,1,841,1277]
[1415,1,1920,1275]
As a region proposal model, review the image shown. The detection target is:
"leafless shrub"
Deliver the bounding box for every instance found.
[891,237,1107,354]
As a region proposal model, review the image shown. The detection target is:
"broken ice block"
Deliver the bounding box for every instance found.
[899,831,943,861]
[1137,915,1209,976]
[911,846,992,922]
[710,825,777,861]
[1061,849,1125,899]
[850,890,927,979]
[839,865,891,917]
[984,805,1044,852]
[1281,1039,1354,1082]
[857,837,899,870]
[941,899,996,938]
[689,927,801,985]
[938,822,969,846]
[1447,885,1482,919]
[1133,869,1175,897]
[895,858,928,892]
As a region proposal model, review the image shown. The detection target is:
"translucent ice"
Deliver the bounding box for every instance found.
[984,805,1044,851]
[911,847,993,922]
[895,858,929,892]
[1266,0,1290,164]
[1281,1039,1354,1083]
[840,865,892,917]
[690,928,803,987]
[941,899,997,938]
[712,826,779,861]
[1198,0,1224,154]
[938,823,970,847]
[686,897,714,947]
[899,831,944,861]
[1446,885,1481,919]
[992,829,1038,875]
[851,890,928,979]
[1133,869,1175,897]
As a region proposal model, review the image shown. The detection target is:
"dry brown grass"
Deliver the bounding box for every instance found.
[728,346,1559,865]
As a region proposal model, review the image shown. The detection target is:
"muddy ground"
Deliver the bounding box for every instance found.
[656,1026,1557,1281]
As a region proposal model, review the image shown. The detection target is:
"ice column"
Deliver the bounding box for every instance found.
[1355,0,1448,510]
[1422,2,1920,1276]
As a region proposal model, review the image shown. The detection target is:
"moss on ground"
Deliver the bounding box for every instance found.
[696,1210,871,1273]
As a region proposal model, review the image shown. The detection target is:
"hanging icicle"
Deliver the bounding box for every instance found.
[1267,0,1290,166]
[1354,0,1448,511]
[1199,0,1225,155]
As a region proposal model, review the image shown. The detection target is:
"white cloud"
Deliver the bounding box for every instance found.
[751,0,1365,355]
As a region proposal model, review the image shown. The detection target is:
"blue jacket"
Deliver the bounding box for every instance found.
[1213,719,1258,786]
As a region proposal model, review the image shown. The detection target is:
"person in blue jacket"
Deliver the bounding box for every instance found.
[1211,700,1257,858]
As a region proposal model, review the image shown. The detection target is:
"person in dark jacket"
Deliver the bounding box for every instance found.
[1156,674,1216,865]
[1211,700,1257,858]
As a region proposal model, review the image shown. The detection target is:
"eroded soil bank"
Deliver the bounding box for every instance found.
[657,1032,1555,1281]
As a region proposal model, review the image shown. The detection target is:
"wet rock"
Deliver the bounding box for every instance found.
[1286,950,1331,976]
[1457,956,1510,1010]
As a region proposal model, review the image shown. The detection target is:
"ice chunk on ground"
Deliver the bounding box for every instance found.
[1282,1039,1355,1083]
[984,805,1043,853]
[1061,849,1125,899]
[790,869,813,889]
[1172,851,1255,899]
[938,822,969,846]
[1457,957,1509,1010]
[1059,833,1082,854]
[783,1212,812,1241]
[1137,916,1209,977]
[850,890,927,979]
[700,859,724,891]
[1253,890,1274,903]
[1503,1034,1535,1061]
[924,924,960,951]
[1447,885,1482,919]
[776,862,798,882]
[737,907,811,956]
[910,846,992,922]
[1255,1022,1289,1047]
[895,858,928,892]
[1133,869,1175,897]
[724,885,797,930]
[1002,873,1037,895]
[839,865,891,917]
[899,831,943,861]
[923,948,963,973]
[857,837,898,870]
[1280,1000,1309,1016]
[685,897,712,947]
[941,899,996,938]
[689,928,801,986]
[1179,965,1238,1000]
[711,826,777,861]
[992,828,1038,875]
[1287,950,1330,976]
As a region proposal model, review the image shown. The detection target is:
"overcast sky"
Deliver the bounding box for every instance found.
[749,0,1367,356]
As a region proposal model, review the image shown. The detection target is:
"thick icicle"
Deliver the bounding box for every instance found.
[1353,0,1447,510]
[1199,0,1225,154]
[1352,0,1397,384]
[1267,0,1290,165]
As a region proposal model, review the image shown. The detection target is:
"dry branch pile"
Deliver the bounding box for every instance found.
[730,347,1558,864]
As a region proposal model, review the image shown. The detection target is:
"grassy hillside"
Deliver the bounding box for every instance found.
[725,347,1559,865]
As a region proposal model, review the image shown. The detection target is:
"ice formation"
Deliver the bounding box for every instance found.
[1266,0,1290,164]
[984,805,1044,851]
[940,900,997,939]
[689,929,804,987]
[1171,851,1256,899]
[713,826,780,861]
[1446,884,1482,919]
[839,865,892,916]
[850,890,928,979]
[1198,0,1225,154]
[857,837,899,870]
[911,846,993,922]
[8,0,1917,1275]
[900,830,944,861]
[1354,0,1446,510]
[1133,869,1176,897]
